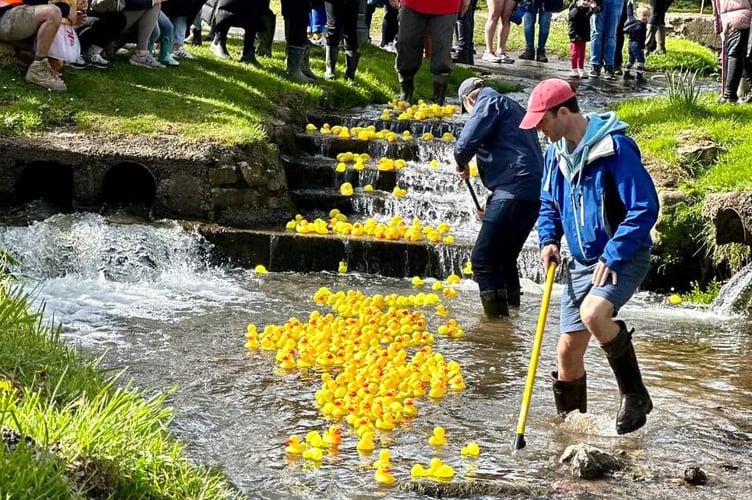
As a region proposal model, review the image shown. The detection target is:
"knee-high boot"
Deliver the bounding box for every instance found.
[655,26,666,55]
[551,371,587,417]
[240,32,259,66]
[344,50,359,80]
[645,24,658,54]
[479,288,509,318]
[724,55,743,102]
[325,45,338,80]
[256,11,275,57]
[301,45,317,80]
[601,321,653,435]
[286,45,313,83]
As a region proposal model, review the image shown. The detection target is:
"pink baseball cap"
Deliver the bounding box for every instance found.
[519,79,577,129]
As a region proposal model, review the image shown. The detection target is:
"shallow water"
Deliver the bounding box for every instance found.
[2,215,751,499]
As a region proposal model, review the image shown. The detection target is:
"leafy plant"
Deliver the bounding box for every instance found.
[681,278,724,304]
[665,68,702,108]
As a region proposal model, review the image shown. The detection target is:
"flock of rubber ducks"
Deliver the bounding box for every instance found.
[285,211,458,245]
[245,284,484,486]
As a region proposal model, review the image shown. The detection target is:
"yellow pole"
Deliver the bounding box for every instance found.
[513,263,557,450]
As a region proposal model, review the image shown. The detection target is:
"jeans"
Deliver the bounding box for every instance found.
[172,15,188,46]
[470,197,540,293]
[523,9,551,52]
[148,11,174,52]
[590,0,624,69]
[626,40,644,72]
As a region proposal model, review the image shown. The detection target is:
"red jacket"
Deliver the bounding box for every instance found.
[402,0,461,15]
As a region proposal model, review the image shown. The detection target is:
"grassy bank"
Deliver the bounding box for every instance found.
[0,253,238,498]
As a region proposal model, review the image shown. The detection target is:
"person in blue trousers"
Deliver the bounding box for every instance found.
[519,0,563,63]
[589,0,624,79]
[454,77,544,318]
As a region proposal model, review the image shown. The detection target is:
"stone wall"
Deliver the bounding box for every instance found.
[666,13,720,51]
[0,133,292,228]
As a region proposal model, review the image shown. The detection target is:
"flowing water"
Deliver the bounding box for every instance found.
[1,213,752,499]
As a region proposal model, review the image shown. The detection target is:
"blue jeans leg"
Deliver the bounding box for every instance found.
[471,198,540,293]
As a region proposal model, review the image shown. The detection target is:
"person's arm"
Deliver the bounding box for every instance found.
[599,135,659,273]
[538,150,564,269]
[454,92,503,173]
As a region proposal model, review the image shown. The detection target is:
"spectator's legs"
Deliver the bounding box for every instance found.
[210,15,232,59]
[497,0,515,59]
[536,10,551,61]
[589,10,605,75]
[282,0,314,83]
[33,5,61,57]
[381,3,398,47]
[395,6,429,102]
[484,0,501,57]
[521,10,535,58]
[324,0,342,79]
[256,9,276,57]
[187,11,201,45]
[724,28,750,102]
[426,12,455,104]
[453,0,476,64]
[341,0,361,80]
[601,0,624,73]
[173,16,188,47]
[614,1,626,72]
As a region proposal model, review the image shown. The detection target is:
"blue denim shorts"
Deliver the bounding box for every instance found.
[559,247,651,333]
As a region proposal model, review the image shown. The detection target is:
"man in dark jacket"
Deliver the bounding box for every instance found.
[520,78,658,435]
[454,77,544,318]
[0,0,71,90]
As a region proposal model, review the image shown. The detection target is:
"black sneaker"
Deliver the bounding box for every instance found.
[604,67,616,80]
[519,49,534,60]
[588,67,600,78]
[68,55,88,70]
[614,67,623,75]
[536,51,548,63]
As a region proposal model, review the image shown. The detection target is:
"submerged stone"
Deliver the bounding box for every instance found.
[559,443,622,479]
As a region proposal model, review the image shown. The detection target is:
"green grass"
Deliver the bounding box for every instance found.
[0,260,238,499]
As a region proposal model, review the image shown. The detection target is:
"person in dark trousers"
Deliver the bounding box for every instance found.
[256,6,276,58]
[203,0,270,65]
[519,0,563,63]
[452,0,477,64]
[623,1,649,82]
[367,0,398,51]
[393,0,470,104]
[454,77,544,318]
[520,78,659,435]
[645,0,672,54]
[613,0,626,74]
[711,0,752,103]
[280,0,318,82]
[324,0,362,80]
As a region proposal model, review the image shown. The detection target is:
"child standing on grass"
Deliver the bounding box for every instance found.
[623,1,650,82]
[568,0,596,78]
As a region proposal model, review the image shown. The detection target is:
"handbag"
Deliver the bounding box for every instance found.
[46,24,81,63]
[510,0,530,25]
[89,0,125,13]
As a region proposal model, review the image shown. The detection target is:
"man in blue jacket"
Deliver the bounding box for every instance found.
[520,78,658,435]
[454,77,544,318]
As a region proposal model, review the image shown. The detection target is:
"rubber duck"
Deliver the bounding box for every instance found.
[285,435,307,454]
[462,261,473,275]
[430,159,440,168]
[322,426,343,446]
[374,465,396,486]
[364,184,374,192]
[305,430,324,448]
[421,132,434,141]
[254,264,267,274]
[372,449,392,469]
[669,294,682,304]
[302,447,324,461]
[411,276,424,287]
[357,431,376,452]
[305,123,316,132]
[434,463,455,478]
[411,463,427,478]
[339,182,354,196]
[335,162,347,173]
[428,426,447,446]
[461,441,480,457]
[338,261,348,274]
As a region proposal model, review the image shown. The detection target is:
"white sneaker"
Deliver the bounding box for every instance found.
[69,54,88,70]
[381,41,397,53]
[86,51,110,69]
[481,52,501,63]
[173,46,196,60]
[568,69,579,78]
[129,52,165,69]
[578,69,587,79]
[498,53,515,64]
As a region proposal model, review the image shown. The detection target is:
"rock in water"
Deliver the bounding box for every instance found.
[559,443,622,479]
[684,466,708,485]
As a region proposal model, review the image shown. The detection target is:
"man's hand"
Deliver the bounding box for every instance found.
[460,0,471,16]
[456,161,469,180]
[540,244,561,272]
[592,260,617,287]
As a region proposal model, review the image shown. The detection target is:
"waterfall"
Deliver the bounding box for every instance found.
[711,263,752,315]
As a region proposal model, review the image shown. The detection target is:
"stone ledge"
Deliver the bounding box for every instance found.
[702,192,752,245]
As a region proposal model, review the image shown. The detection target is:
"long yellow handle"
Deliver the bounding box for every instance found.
[513,263,557,450]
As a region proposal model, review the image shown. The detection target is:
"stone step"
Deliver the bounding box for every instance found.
[308,113,462,139]
[280,154,398,191]
[194,224,471,279]
[294,133,422,160]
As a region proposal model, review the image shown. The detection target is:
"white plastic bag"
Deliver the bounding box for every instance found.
[47,25,81,63]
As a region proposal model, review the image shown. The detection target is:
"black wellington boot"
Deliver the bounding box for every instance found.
[507,289,522,307]
[240,33,259,66]
[399,79,414,103]
[551,371,587,418]
[479,288,509,318]
[301,45,318,80]
[256,12,275,57]
[344,50,359,80]
[601,321,653,434]
[432,74,448,105]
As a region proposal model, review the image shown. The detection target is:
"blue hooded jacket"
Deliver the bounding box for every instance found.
[537,112,659,272]
[454,87,544,202]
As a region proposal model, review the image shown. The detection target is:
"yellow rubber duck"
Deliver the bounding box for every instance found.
[254,264,267,274]
[434,463,455,479]
[411,463,428,478]
[357,431,376,452]
[364,184,374,192]
[372,449,392,469]
[302,447,323,461]
[322,425,343,446]
[285,435,307,454]
[411,276,425,287]
[305,123,317,132]
[339,182,354,196]
[305,430,324,448]
[461,441,480,457]
[374,465,396,486]
[428,426,447,446]
[338,261,348,273]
